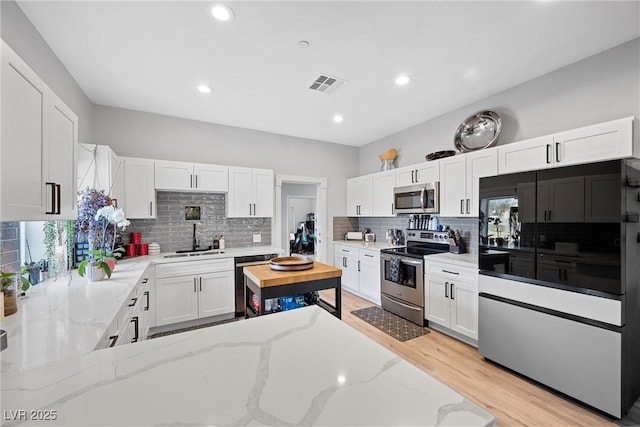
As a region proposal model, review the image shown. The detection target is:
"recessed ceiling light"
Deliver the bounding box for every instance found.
[333,115,344,123]
[197,85,212,94]
[211,3,234,21]
[395,75,411,86]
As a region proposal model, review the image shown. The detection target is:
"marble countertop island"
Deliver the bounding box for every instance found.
[1,305,494,426]
[0,246,282,374]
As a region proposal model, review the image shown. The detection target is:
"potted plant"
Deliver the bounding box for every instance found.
[1,270,29,317]
[74,189,129,281]
[77,249,112,281]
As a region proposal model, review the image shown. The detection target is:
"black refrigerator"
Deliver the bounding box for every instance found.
[477,159,640,418]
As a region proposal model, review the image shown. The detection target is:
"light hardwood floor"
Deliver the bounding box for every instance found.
[324,289,616,427]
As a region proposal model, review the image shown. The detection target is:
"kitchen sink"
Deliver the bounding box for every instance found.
[163,250,225,258]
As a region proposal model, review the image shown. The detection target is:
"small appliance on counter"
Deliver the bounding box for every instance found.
[345,231,364,241]
[362,228,376,242]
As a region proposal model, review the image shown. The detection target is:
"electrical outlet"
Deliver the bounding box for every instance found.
[253,234,262,243]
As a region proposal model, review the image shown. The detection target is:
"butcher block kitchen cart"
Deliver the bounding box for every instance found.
[243,261,342,318]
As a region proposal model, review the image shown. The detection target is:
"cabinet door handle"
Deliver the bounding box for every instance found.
[460,199,464,214]
[55,184,61,214]
[193,277,197,292]
[358,260,361,272]
[199,276,202,292]
[564,268,568,281]
[466,199,470,215]
[546,144,552,164]
[109,335,119,347]
[149,202,153,217]
[415,170,419,182]
[144,291,150,311]
[442,269,460,275]
[364,254,374,258]
[131,316,139,343]
[128,297,138,307]
[142,278,148,284]
[445,281,449,298]
[253,203,256,216]
[558,268,562,280]
[450,283,455,300]
[196,175,198,188]
[548,210,551,221]
[45,182,56,214]
[411,170,415,183]
[555,142,561,162]
[190,174,193,188]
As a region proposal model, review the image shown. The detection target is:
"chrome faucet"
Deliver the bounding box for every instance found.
[192,223,199,251]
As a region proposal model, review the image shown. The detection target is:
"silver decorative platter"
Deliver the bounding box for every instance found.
[454,110,501,152]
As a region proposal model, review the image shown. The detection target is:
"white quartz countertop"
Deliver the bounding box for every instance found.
[333,240,402,251]
[0,246,282,374]
[425,252,478,269]
[0,306,495,427]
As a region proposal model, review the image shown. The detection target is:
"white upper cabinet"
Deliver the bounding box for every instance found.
[1,41,78,221]
[498,135,555,175]
[499,117,634,174]
[372,170,396,216]
[396,161,440,187]
[193,163,228,192]
[347,170,397,217]
[227,167,273,217]
[123,157,156,219]
[346,175,373,216]
[46,94,78,220]
[440,149,497,217]
[155,160,228,192]
[552,117,635,167]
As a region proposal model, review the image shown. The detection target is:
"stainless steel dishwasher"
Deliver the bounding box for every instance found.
[234,254,278,315]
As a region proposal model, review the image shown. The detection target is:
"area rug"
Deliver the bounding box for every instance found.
[351,306,429,342]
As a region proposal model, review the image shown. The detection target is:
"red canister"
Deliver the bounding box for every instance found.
[137,243,149,256]
[130,231,141,244]
[124,243,136,257]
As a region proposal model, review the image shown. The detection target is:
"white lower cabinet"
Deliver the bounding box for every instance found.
[334,244,381,305]
[154,258,234,327]
[425,260,478,342]
[95,267,152,349]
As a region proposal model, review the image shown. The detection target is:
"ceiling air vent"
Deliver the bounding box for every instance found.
[309,74,346,94]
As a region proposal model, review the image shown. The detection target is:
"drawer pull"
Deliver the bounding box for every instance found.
[442,269,460,275]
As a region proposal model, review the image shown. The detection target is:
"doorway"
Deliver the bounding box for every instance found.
[273,175,327,263]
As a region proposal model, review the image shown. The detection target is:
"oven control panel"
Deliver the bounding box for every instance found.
[406,230,449,243]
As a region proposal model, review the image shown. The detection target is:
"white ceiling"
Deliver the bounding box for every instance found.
[17,1,640,147]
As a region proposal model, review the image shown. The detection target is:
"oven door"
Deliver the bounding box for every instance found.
[393,183,439,214]
[380,253,424,306]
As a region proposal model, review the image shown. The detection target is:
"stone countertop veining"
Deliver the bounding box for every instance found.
[333,240,402,251]
[0,246,283,374]
[0,306,495,427]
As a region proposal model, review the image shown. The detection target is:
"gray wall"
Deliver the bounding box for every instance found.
[92,105,359,242]
[360,38,640,174]
[1,0,93,143]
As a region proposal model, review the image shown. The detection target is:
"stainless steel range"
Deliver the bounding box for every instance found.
[380,230,450,325]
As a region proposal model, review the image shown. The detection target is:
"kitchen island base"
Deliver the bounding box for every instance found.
[243,261,341,319]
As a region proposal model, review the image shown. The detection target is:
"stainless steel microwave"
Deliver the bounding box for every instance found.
[393,183,439,214]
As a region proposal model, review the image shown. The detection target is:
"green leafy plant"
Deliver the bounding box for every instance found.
[1,269,30,292]
[77,249,112,279]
